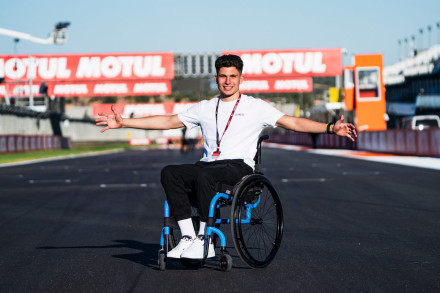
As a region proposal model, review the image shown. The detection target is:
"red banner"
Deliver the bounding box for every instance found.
[0,80,172,97]
[0,52,174,82]
[223,49,342,77]
[240,77,313,93]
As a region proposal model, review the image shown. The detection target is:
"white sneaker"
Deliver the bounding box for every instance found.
[167,235,193,259]
[180,235,215,259]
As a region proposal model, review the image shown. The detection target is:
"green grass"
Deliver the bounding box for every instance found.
[0,143,135,165]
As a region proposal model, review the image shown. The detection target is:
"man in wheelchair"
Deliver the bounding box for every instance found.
[96,54,357,260]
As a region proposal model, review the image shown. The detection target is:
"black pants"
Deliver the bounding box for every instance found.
[161,160,253,222]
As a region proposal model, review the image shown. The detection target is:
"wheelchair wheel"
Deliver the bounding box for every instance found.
[219,252,233,272]
[231,174,283,268]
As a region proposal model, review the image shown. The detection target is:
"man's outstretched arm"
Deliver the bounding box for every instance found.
[275,114,357,141]
[95,105,185,133]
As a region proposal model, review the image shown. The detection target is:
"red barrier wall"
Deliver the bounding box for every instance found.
[268,129,440,156]
[0,135,66,154]
[268,132,357,150]
[357,129,440,156]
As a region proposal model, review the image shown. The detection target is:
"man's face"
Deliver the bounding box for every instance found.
[215,67,243,98]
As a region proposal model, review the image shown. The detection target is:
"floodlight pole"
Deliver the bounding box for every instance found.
[0,22,71,45]
[0,22,70,108]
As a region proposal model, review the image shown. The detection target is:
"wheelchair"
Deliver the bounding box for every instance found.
[158,135,283,272]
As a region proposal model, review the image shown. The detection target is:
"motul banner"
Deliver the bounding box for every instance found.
[223,49,342,77]
[240,77,313,93]
[0,52,174,82]
[92,102,198,118]
[0,80,172,97]
[0,83,43,98]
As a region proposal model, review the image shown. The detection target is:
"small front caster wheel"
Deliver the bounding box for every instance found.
[219,253,232,272]
[158,250,166,271]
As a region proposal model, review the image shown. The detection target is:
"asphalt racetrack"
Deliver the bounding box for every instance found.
[1,147,439,292]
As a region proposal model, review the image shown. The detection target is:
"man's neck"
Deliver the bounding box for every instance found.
[219,92,241,102]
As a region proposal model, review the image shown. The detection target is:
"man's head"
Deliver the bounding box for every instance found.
[215,54,243,75]
[215,55,244,100]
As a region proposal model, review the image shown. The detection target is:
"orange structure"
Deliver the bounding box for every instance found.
[344,54,387,131]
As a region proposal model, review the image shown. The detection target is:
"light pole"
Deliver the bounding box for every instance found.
[404,38,408,58]
[427,25,432,48]
[411,35,416,56]
[0,22,70,108]
[0,22,71,45]
[437,22,440,44]
[419,28,424,49]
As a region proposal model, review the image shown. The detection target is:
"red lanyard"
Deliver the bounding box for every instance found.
[214,94,241,154]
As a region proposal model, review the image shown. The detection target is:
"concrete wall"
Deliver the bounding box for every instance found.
[0,114,53,136]
[0,113,187,143]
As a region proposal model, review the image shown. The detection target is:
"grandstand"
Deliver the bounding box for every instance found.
[384,44,440,127]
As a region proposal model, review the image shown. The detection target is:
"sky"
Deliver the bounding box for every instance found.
[1,0,440,66]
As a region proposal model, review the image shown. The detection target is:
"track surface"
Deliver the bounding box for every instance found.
[1,148,439,292]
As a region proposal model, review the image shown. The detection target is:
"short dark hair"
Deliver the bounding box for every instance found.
[215,54,243,74]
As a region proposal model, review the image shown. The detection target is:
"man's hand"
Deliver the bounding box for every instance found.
[95,105,123,133]
[334,115,357,141]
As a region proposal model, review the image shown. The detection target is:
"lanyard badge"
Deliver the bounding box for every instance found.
[214,94,241,157]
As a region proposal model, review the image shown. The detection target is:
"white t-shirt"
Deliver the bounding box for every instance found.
[184,126,199,139]
[178,94,284,169]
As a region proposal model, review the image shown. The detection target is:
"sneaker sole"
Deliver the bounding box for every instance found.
[180,255,215,260]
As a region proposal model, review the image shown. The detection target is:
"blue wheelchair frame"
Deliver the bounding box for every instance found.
[160,189,261,254]
[158,135,283,271]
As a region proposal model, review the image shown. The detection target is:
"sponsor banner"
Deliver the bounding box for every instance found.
[92,102,197,118]
[0,84,43,98]
[0,80,172,97]
[223,48,342,77]
[0,52,174,82]
[240,77,313,93]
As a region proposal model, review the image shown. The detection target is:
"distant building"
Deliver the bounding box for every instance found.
[383,44,440,127]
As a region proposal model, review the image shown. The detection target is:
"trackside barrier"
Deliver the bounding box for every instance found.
[267,128,440,156]
[268,132,357,150]
[357,128,440,156]
[0,135,70,154]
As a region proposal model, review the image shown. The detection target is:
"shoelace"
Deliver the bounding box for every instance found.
[176,235,193,246]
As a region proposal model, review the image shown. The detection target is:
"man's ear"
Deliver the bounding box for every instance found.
[239,74,243,84]
[214,75,218,84]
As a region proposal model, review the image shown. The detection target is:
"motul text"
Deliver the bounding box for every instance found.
[0,53,174,81]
